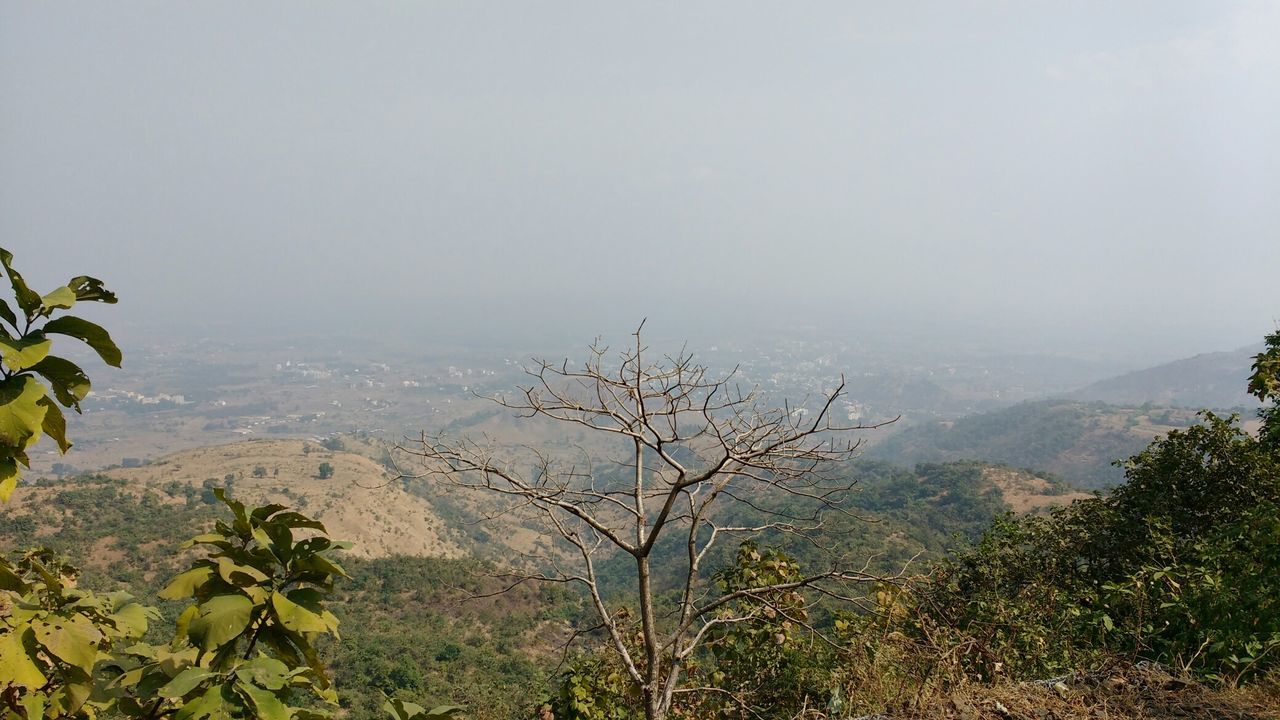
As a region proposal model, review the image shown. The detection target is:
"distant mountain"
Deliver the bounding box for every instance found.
[865,400,1205,489]
[1069,344,1263,410]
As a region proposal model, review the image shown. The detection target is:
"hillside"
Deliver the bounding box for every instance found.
[1070,343,1263,409]
[7,438,569,562]
[866,400,1205,489]
[0,443,1239,719]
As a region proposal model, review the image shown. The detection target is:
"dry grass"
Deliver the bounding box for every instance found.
[981,467,1091,514]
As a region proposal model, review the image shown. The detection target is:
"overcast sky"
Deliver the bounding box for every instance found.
[2,2,1276,360]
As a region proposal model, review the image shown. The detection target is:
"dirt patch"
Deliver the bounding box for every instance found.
[83,535,127,570]
[982,467,1091,514]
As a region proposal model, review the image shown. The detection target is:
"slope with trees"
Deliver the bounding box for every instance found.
[398,325,901,720]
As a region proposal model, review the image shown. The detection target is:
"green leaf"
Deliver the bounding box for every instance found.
[159,566,216,600]
[31,614,103,674]
[39,286,77,315]
[0,456,19,502]
[0,627,48,690]
[30,356,91,411]
[181,533,232,549]
[251,503,289,521]
[0,375,49,451]
[174,684,235,720]
[270,590,332,634]
[0,558,26,591]
[234,654,292,691]
[67,275,117,304]
[0,298,16,328]
[292,551,348,580]
[38,396,70,453]
[0,335,52,372]
[271,512,327,531]
[1,248,43,317]
[59,675,94,716]
[158,667,216,698]
[109,602,154,638]
[214,488,251,537]
[238,682,291,720]
[41,315,122,367]
[383,696,464,720]
[384,696,426,720]
[19,690,46,720]
[189,594,255,652]
[214,556,268,586]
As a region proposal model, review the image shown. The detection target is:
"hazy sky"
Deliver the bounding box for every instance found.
[2,2,1276,359]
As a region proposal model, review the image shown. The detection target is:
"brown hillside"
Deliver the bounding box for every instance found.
[981,466,1091,514]
[10,439,482,560]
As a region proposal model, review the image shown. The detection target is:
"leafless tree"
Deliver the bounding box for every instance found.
[397,325,895,720]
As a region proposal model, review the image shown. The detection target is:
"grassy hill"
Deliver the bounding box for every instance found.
[866,399,1206,489]
[1,439,1090,719]
[1070,343,1263,409]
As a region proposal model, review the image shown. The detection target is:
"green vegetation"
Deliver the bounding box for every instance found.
[0,247,122,500]
[541,334,1280,718]
[3,247,1277,718]
[868,399,1202,489]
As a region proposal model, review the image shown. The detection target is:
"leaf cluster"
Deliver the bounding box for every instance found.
[0,248,121,501]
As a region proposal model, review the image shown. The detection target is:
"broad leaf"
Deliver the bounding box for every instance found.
[251,503,289,521]
[41,315,122,367]
[383,695,464,720]
[214,488,251,537]
[157,667,216,698]
[0,335,52,372]
[0,248,42,316]
[0,628,48,690]
[109,602,154,637]
[0,375,49,450]
[38,396,70,453]
[238,682,291,720]
[271,590,332,634]
[57,675,94,716]
[31,614,103,674]
[271,512,327,531]
[159,566,216,600]
[189,594,255,651]
[67,275,117,304]
[235,654,291,690]
[40,286,77,315]
[215,556,268,586]
[0,455,19,502]
[19,691,46,720]
[174,684,235,720]
[181,533,232,549]
[30,355,91,411]
[0,298,16,327]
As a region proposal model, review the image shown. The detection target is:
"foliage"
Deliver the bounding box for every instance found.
[105,489,350,720]
[868,400,1197,489]
[381,694,463,720]
[1,477,569,719]
[0,490,354,720]
[1249,330,1280,448]
[0,549,155,719]
[541,654,642,720]
[896,409,1280,684]
[697,543,828,719]
[0,247,121,501]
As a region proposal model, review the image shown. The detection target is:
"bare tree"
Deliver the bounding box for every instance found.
[398,325,894,720]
